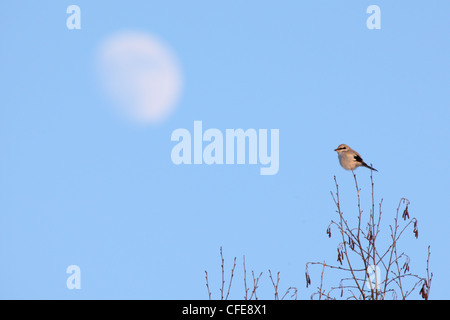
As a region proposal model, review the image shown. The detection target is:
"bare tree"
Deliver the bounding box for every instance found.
[305,170,433,300]
[204,246,298,300]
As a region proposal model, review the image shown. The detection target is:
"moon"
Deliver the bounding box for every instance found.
[96,31,182,124]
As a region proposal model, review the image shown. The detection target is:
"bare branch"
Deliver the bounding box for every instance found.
[306,174,432,300]
[204,270,211,300]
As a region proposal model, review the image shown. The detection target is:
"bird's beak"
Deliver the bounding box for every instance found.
[334,148,338,151]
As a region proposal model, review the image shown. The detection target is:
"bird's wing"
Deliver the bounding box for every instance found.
[353,154,364,164]
[354,152,378,171]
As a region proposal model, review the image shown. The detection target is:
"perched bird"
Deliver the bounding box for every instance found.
[334,144,378,172]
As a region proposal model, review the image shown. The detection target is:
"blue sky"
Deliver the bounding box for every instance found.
[0,1,449,299]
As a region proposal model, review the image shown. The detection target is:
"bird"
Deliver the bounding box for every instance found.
[334,144,378,172]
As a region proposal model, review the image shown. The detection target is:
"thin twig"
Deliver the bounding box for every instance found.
[225,257,237,300]
[220,246,225,300]
[204,270,211,300]
[249,271,263,300]
[268,270,280,300]
[318,261,326,300]
[243,255,248,300]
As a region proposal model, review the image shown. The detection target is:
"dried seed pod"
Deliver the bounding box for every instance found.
[402,260,410,274]
[366,229,373,241]
[419,281,429,300]
[413,220,419,239]
[402,206,409,220]
[305,271,311,288]
[348,235,355,251]
[337,247,344,265]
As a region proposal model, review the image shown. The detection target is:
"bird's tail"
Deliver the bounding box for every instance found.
[363,162,378,172]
